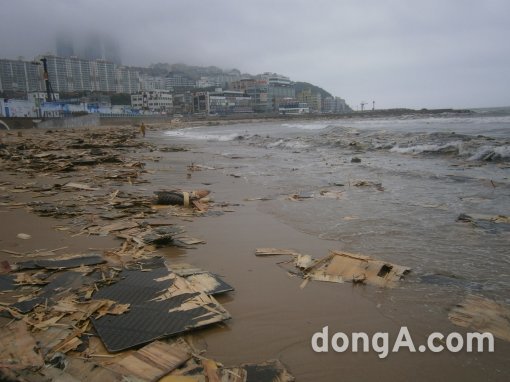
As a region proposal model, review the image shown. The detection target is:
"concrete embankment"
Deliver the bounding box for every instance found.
[0,108,473,130]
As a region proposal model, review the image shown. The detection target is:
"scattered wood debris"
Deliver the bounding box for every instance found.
[256,248,308,257]
[449,294,510,342]
[286,190,344,201]
[256,248,411,288]
[166,358,295,382]
[352,180,385,191]
[305,251,410,287]
[0,246,237,380]
[63,182,100,191]
[169,263,234,295]
[31,343,294,382]
[0,126,297,382]
[105,339,192,380]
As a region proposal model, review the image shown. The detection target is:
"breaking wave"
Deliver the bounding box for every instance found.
[390,141,465,155]
[389,141,510,162]
[243,129,510,162]
[164,130,246,141]
[468,145,510,161]
[266,139,310,149]
[163,115,510,163]
[280,122,332,130]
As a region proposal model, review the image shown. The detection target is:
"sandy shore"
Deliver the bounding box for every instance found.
[1,123,509,381]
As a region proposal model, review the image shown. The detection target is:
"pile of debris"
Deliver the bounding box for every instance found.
[0,127,295,380]
[0,215,297,381]
[0,126,227,234]
[255,248,411,288]
[0,128,149,183]
[0,333,295,382]
[0,248,233,374]
[0,246,294,381]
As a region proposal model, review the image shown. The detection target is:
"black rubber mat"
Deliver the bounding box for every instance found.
[16,255,105,270]
[0,274,15,291]
[91,265,229,352]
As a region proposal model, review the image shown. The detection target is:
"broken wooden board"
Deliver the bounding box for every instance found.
[160,376,200,382]
[168,264,234,295]
[134,218,175,226]
[255,248,305,257]
[63,182,100,191]
[86,221,139,236]
[167,358,294,382]
[105,339,192,381]
[174,236,206,246]
[169,263,208,277]
[305,251,410,288]
[449,294,510,342]
[255,248,315,270]
[185,272,234,295]
[254,248,313,277]
[0,320,44,371]
[91,261,230,352]
[40,356,125,381]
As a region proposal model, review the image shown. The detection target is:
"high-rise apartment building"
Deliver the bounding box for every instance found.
[115,67,140,94]
[1,55,143,95]
[36,55,118,93]
[0,58,43,93]
[89,60,115,92]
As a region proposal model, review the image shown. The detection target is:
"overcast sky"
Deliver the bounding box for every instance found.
[1,0,509,109]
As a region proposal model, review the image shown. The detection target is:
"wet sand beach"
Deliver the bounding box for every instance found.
[1,118,509,381]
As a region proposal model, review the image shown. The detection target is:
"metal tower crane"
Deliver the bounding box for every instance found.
[40,58,55,102]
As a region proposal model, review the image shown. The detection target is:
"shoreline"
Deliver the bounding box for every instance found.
[1,107,474,130]
[1,123,509,381]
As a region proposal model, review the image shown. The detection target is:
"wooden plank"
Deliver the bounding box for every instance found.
[0,320,44,370]
[106,340,191,381]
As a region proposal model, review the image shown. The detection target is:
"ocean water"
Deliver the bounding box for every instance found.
[163,110,510,303]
